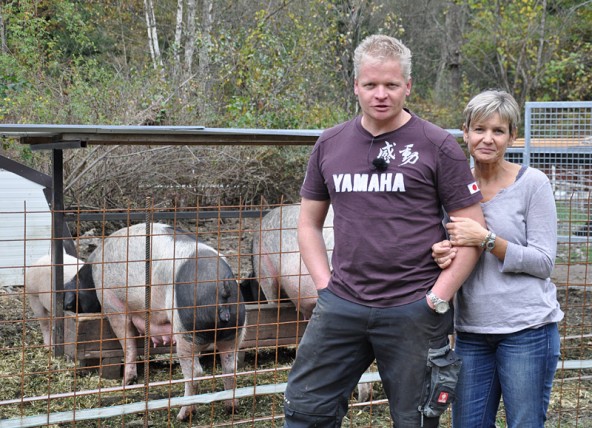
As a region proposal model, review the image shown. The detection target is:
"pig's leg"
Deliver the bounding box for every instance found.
[38,316,52,348]
[283,276,318,319]
[257,252,280,304]
[105,312,139,385]
[356,383,372,403]
[217,339,240,413]
[175,336,204,421]
[29,296,52,347]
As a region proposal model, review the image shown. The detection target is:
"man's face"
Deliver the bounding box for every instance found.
[354,58,411,132]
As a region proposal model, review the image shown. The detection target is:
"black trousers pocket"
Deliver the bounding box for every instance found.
[419,344,462,419]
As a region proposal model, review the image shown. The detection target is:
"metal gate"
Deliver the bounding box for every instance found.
[507,101,592,240]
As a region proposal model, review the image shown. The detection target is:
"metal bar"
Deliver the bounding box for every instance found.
[63,210,270,222]
[51,149,65,357]
[0,124,463,148]
[29,140,87,151]
[1,362,588,428]
[523,103,532,167]
[523,101,592,108]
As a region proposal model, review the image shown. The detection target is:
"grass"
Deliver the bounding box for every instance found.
[2,339,590,427]
[1,279,591,426]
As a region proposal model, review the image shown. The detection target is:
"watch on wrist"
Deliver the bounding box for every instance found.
[481,231,497,252]
[427,291,450,314]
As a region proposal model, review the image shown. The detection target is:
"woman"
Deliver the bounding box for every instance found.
[432,90,563,428]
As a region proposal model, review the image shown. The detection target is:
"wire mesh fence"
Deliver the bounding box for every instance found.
[0,198,590,427]
[0,101,591,427]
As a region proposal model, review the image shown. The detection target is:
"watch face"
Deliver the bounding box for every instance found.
[435,301,450,314]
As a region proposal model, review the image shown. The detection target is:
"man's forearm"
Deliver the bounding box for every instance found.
[431,245,481,301]
[298,225,331,289]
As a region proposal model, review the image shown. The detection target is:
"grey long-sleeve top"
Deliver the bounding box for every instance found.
[454,167,564,334]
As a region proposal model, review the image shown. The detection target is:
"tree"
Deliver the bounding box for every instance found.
[143,0,163,73]
[184,0,197,75]
[0,5,7,53]
[173,0,184,78]
[196,0,213,120]
[459,0,559,106]
[537,0,592,100]
[2,0,592,210]
[434,2,464,102]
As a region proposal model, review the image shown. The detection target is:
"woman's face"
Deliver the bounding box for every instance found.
[464,112,516,165]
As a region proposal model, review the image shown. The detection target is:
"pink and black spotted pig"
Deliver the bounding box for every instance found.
[65,223,245,421]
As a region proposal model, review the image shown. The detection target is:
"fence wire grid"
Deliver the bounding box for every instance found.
[0,101,591,427]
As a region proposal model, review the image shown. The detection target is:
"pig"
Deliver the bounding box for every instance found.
[247,204,372,402]
[67,223,246,421]
[250,204,334,319]
[25,253,84,347]
[63,249,102,314]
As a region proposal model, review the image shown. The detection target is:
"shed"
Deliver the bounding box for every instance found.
[0,155,54,287]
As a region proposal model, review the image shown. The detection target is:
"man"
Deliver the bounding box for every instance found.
[283,35,485,427]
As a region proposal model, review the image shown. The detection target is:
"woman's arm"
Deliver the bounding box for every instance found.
[501,182,557,278]
[442,181,556,279]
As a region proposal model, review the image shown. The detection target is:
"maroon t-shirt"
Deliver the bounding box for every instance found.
[300,112,482,307]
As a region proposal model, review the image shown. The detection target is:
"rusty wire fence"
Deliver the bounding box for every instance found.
[0,197,590,428]
[1,100,591,428]
[1,203,380,428]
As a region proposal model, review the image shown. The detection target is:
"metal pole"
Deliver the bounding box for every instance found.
[51,149,65,357]
[144,200,152,426]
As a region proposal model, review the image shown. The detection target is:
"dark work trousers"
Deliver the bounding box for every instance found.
[283,288,453,428]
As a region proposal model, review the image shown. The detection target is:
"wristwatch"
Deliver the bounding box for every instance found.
[481,231,497,252]
[427,291,450,314]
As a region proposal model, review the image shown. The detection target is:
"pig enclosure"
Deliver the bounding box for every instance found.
[1,107,592,427]
[0,201,591,427]
[0,204,376,427]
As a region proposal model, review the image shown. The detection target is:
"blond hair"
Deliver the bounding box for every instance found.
[353,35,412,81]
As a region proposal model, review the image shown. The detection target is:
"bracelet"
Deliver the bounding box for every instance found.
[480,231,497,252]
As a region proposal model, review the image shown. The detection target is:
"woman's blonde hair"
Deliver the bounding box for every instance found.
[464,90,521,135]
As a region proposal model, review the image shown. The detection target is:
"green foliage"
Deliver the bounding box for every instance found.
[461,0,554,102]
[459,0,592,105]
[1,1,53,71]
[540,46,592,101]
[537,3,592,101]
[213,3,349,129]
[1,0,591,207]
[408,95,466,132]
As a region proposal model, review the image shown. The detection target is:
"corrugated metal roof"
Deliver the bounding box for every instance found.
[0,124,324,148]
[0,170,52,286]
[0,124,464,149]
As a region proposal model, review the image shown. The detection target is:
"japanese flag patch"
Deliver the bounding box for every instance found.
[467,181,480,194]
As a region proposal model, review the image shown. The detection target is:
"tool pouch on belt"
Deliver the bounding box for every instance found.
[419,344,462,419]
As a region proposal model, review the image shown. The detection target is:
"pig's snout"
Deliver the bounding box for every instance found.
[219,306,231,323]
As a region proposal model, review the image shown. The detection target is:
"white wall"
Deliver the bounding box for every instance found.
[0,170,52,287]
